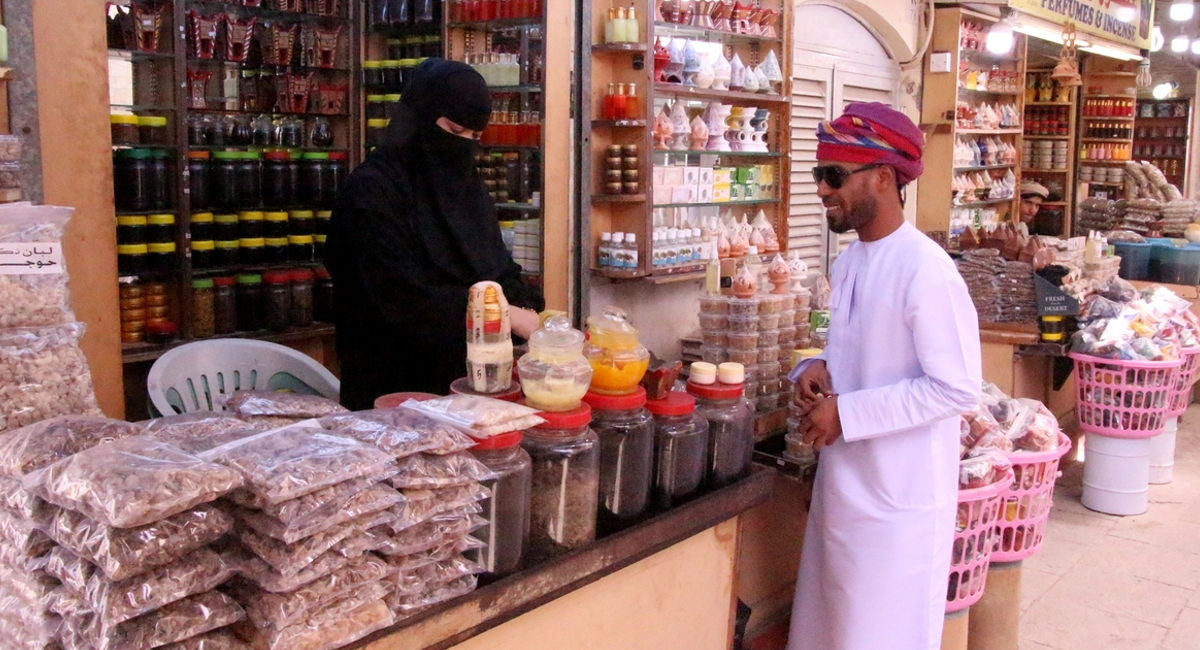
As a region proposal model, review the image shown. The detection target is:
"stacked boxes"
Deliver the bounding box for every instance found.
[652,163,775,205]
[503,219,542,274]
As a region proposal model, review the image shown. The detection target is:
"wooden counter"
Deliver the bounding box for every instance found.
[352,467,775,650]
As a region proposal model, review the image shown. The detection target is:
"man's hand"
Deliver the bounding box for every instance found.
[509,307,541,340]
[793,359,833,403]
[796,395,842,452]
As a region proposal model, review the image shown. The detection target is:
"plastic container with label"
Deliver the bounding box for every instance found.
[236,274,264,331]
[582,388,654,533]
[191,240,214,270]
[645,391,710,509]
[290,268,314,327]
[190,278,215,339]
[117,215,148,245]
[522,404,600,563]
[471,430,532,577]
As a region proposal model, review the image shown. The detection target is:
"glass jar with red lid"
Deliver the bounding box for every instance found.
[471,430,532,577]
[645,390,710,508]
[522,404,599,563]
[687,362,755,487]
[582,388,654,533]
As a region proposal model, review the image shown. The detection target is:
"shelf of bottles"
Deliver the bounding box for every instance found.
[1077,57,1138,202]
[107,0,356,358]
[1020,69,1077,237]
[1133,98,1191,190]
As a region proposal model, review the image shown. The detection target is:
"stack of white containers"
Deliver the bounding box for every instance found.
[696,293,796,413]
[510,219,542,275]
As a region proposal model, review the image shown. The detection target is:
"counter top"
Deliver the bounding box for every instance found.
[979,322,1041,346]
[352,467,776,650]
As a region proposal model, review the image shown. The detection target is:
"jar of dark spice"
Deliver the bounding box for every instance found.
[147,213,175,244]
[687,366,755,487]
[264,237,288,264]
[113,148,152,213]
[289,210,315,236]
[383,94,403,121]
[366,119,389,148]
[240,237,265,265]
[300,153,335,206]
[644,391,710,509]
[191,240,215,270]
[190,212,214,241]
[581,388,655,532]
[362,60,384,88]
[264,212,289,239]
[213,276,237,334]
[290,268,314,327]
[314,267,333,322]
[252,115,274,146]
[239,211,264,239]
[211,152,240,211]
[191,278,215,339]
[313,234,327,260]
[279,117,304,148]
[366,95,387,120]
[147,242,176,273]
[315,210,331,235]
[328,152,348,197]
[381,60,403,90]
[112,113,140,145]
[148,149,171,210]
[214,239,240,267]
[263,271,292,332]
[522,404,599,564]
[187,151,211,210]
[138,116,169,145]
[213,213,239,241]
[288,235,314,262]
[117,244,149,275]
[228,115,254,146]
[309,117,334,148]
[117,216,148,245]
[187,114,212,146]
[471,431,532,577]
[236,274,264,331]
[236,152,262,208]
[263,152,294,207]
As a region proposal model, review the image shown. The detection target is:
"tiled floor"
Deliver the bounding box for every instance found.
[1020,409,1200,650]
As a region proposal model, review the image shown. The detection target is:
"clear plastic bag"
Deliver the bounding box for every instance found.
[27,436,243,528]
[249,582,388,647]
[238,416,310,432]
[159,629,249,650]
[237,507,395,577]
[226,465,398,530]
[375,509,485,557]
[389,555,484,597]
[47,504,234,581]
[388,486,488,532]
[380,535,485,573]
[84,548,234,628]
[0,604,59,650]
[142,415,260,455]
[0,203,75,329]
[46,584,89,619]
[45,545,94,593]
[0,324,103,432]
[0,476,54,525]
[0,565,59,609]
[222,392,349,419]
[0,506,54,557]
[233,484,404,544]
[235,548,352,594]
[202,426,395,505]
[0,529,51,571]
[84,590,245,650]
[387,575,477,616]
[389,452,497,490]
[334,529,390,557]
[0,416,141,479]
[400,396,545,438]
[236,554,389,634]
[240,599,393,650]
[318,409,476,458]
[959,451,1012,490]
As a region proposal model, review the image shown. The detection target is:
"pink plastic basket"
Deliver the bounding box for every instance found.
[1068,353,1183,439]
[1167,347,1200,417]
[991,432,1072,562]
[946,469,1010,614]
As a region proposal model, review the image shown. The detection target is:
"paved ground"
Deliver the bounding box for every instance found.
[1020,409,1200,650]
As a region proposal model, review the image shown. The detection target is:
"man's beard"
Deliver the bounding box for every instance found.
[826,193,877,234]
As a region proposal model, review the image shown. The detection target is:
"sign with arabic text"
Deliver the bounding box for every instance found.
[0,243,64,275]
[1009,0,1154,50]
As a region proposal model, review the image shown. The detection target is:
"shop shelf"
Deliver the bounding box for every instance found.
[449,17,544,30]
[956,87,1022,96]
[1078,160,1130,165]
[495,202,542,212]
[953,196,1013,209]
[1081,138,1133,143]
[1024,168,1070,173]
[1042,201,1068,206]
[121,323,337,365]
[591,119,648,128]
[653,83,789,105]
[480,144,541,152]
[592,194,646,203]
[958,49,1022,63]
[655,150,783,159]
[488,85,544,93]
[592,43,649,53]
[956,127,1022,134]
[653,21,783,46]
[191,0,347,23]
[191,106,350,118]
[653,198,780,209]
[1090,71,1138,77]
[954,163,1016,171]
[1026,102,1073,106]
[1023,135,1070,140]
[1082,116,1135,121]
[645,267,706,284]
[109,49,176,61]
[1087,94,1137,99]
[187,58,352,74]
[591,266,646,280]
[186,146,351,153]
[115,210,181,216]
[110,103,178,112]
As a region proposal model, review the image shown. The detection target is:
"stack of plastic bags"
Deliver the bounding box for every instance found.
[1076,197,1122,234]
[1121,198,1161,235]
[955,249,1038,323]
[1071,278,1200,361]
[1125,160,1184,203]
[959,383,1062,491]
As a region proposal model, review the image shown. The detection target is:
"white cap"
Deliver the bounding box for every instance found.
[690,362,717,385]
[613,232,625,243]
[693,228,702,238]
[626,233,637,243]
[717,362,745,384]
[748,246,759,255]
[601,232,612,242]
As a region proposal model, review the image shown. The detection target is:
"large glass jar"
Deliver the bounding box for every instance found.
[328,152,348,197]
[582,388,654,533]
[213,213,239,241]
[214,239,239,267]
[111,113,140,145]
[213,276,237,334]
[263,271,292,332]
[236,274,264,331]
[190,212,213,242]
[290,268,314,327]
[289,210,315,236]
[191,279,215,339]
[645,391,710,508]
[517,315,593,412]
[191,240,214,270]
[471,431,532,577]
[238,211,265,239]
[239,237,265,265]
[687,372,755,487]
[522,405,599,564]
[264,237,288,264]
[288,235,314,263]
[211,152,240,211]
[301,153,335,206]
[188,151,211,210]
[138,116,169,145]
[264,212,289,239]
[314,267,333,322]
[113,148,152,212]
[309,117,334,148]
[117,216,147,245]
[236,152,262,208]
[263,152,294,207]
[584,307,650,396]
[147,213,175,244]
[148,149,170,210]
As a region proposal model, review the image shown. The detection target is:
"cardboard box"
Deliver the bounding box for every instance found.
[672,186,696,204]
[699,167,715,186]
[682,165,700,187]
[713,186,731,202]
[731,184,746,201]
[653,186,673,205]
[652,166,665,186]
[698,186,714,203]
[713,168,732,186]
[663,166,685,187]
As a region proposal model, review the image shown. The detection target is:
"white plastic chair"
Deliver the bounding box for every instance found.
[146,339,340,416]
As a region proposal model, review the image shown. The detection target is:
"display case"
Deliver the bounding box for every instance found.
[917,7,1026,248]
[107,0,358,361]
[581,0,791,282]
[1022,66,1077,237]
[1076,55,1137,206]
[1134,98,1191,193]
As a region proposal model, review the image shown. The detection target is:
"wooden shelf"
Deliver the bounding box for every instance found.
[489,85,543,93]
[1082,116,1135,121]
[1025,168,1070,173]
[653,21,783,45]
[958,49,1023,62]
[590,267,646,280]
[449,17,543,29]
[957,128,1023,134]
[1023,135,1070,140]
[1087,94,1137,99]
[957,87,1022,96]
[1026,102,1073,106]
[191,0,348,23]
[592,194,646,203]
[592,119,647,128]
[653,198,781,209]
[655,150,782,159]
[953,196,1014,208]
[122,323,336,364]
[592,43,649,53]
[645,268,707,284]
[1081,138,1133,143]
[654,84,789,105]
[1078,160,1130,165]
[1041,201,1068,206]
[1089,71,1138,77]
[955,164,1017,171]
[494,202,542,212]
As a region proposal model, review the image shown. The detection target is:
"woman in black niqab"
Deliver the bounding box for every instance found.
[326,59,544,409]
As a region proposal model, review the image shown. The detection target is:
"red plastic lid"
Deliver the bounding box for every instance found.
[291,268,315,282]
[146,321,177,334]
[686,379,743,400]
[644,391,696,416]
[534,403,592,429]
[314,267,331,279]
[581,386,647,411]
[471,430,523,450]
[329,151,348,161]
[212,276,236,287]
[263,271,292,284]
[373,391,439,409]
[264,151,290,160]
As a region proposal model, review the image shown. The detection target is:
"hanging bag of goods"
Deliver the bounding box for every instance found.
[0,203,76,328]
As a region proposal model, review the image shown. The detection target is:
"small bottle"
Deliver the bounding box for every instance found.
[625,4,639,43]
[744,245,762,285]
[599,232,613,268]
[612,83,628,119]
[602,82,617,120]
[625,83,641,120]
[705,244,720,295]
[604,7,616,44]
[612,232,626,268]
[624,232,639,269]
[665,229,678,267]
[692,228,704,263]
[612,7,629,43]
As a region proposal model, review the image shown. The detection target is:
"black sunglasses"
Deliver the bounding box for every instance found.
[812,163,884,189]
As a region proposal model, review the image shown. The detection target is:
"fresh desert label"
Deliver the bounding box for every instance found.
[1009,0,1154,50]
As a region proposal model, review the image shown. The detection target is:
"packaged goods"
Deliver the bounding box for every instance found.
[239,599,393,650]
[225,465,398,530]
[27,436,243,528]
[0,564,58,608]
[160,629,248,650]
[388,555,483,597]
[318,409,476,457]
[0,324,102,432]
[250,584,389,648]
[399,395,545,437]
[388,496,483,534]
[235,554,389,633]
[232,484,403,544]
[47,504,233,581]
[44,546,94,593]
[375,508,485,557]
[0,203,76,328]
[222,391,348,419]
[237,508,395,577]
[389,452,497,489]
[0,505,53,557]
[0,416,142,478]
[233,548,353,594]
[142,415,259,454]
[81,590,245,650]
[46,583,89,619]
[84,548,234,627]
[379,536,484,573]
[202,426,394,505]
[0,476,54,523]
[387,575,477,615]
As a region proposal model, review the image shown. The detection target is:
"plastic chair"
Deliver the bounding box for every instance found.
[146,339,340,416]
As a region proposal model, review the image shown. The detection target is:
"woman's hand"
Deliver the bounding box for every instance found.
[510,307,541,340]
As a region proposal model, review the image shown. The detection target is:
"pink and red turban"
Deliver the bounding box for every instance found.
[816,102,925,185]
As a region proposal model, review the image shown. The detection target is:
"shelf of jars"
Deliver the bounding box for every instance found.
[1134,98,1191,190]
[1076,56,1138,202]
[1022,68,1077,236]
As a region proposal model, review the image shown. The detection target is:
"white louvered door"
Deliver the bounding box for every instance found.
[788,64,834,274]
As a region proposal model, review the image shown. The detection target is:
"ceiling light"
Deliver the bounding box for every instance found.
[1171,0,1195,21]
[1153,82,1178,99]
[986,13,1016,54]
[1152,26,1165,52]
[1191,40,1200,54]
[1080,43,1144,60]
[1116,6,1137,22]
[1171,35,1190,52]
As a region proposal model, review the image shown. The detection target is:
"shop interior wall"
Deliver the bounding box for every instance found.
[32,0,124,418]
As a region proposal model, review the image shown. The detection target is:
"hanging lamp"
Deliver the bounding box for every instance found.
[1052,23,1083,87]
[1136,52,1153,89]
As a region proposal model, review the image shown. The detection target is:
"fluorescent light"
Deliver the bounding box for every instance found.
[1172,35,1190,52]
[1192,40,1200,54]
[1171,0,1195,21]
[1153,26,1165,52]
[1080,43,1144,60]
[986,15,1016,54]
[1116,6,1137,22]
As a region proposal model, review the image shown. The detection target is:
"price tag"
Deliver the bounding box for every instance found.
[0,243,63,275]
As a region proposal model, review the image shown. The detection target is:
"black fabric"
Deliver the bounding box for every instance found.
[326,58,543,410]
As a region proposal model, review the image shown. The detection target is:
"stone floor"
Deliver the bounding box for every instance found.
[1019,409,1200,650]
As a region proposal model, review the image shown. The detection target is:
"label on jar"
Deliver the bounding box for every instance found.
[0,242,63,274]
